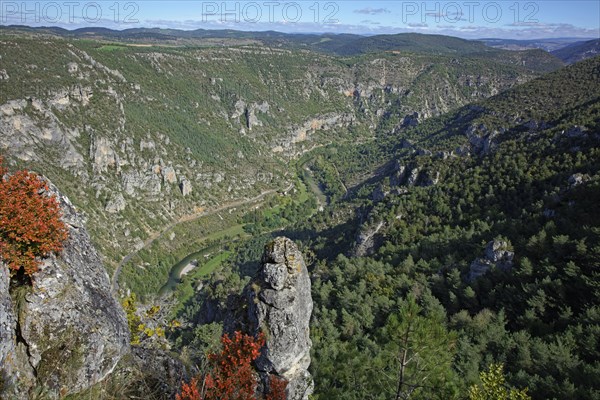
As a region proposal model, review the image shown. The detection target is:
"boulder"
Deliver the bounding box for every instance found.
[67,63,78,74]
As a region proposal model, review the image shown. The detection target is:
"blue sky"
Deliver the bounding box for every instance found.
[1,1,598,39]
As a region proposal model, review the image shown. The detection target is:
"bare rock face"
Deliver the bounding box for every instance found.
[245,237,313,400]
[0,182,130,399]
[105,192,126,213]
[0,262,32,393]
[353,221,385,257]
[468,240,514,281]
[90,135,119,174]
[406,167,420,186]
[180,179,192,196]
[161,166,177,185]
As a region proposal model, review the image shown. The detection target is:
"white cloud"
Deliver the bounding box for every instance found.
[361,20,381,25]
[353,8,391,15]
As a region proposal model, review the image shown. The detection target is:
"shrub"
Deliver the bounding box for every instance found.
[177,331,287,400]
[0,158,68,277]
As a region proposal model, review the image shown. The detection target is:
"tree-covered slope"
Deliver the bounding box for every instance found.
[294,56,600,399]
[552,39,600,64]
[175,57,600,399]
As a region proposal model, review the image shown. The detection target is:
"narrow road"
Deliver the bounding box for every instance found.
[331,163,348,197]
[110,183,292,293]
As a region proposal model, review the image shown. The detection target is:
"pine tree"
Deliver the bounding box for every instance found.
[381,295,458,399]
[468,364,531,400]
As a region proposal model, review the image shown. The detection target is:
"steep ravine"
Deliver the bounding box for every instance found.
[0,36,549,275]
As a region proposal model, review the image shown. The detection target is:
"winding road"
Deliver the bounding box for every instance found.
[110,183,292,293]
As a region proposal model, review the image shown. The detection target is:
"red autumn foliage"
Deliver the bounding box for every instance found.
[177,331,288,400]
[204,331,265,400]
[265,375,288,400]
[177,376,202,400]
[0,157,68,277]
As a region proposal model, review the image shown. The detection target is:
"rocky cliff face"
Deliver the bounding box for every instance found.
[0,37,544,275]
[244,237,314,400]
[468,240,515,281]
[0,182,130,399]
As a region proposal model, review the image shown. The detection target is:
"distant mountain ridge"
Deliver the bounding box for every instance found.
[480,37,596,51]
[552,39,600,64]
[1,23,599,400]
[0,25,577,58]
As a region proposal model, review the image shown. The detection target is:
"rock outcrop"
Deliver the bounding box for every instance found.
[105,192,127,213]
[468,240,514,281]
[131,347,189,398]
[244,237,313,400]
[353,221,385,257]
[161,166,177,185]
[466,123,504,156]
[568,173,588,187]
[391,163,436,188]
[0,182,130,399]
[180,179,193,196]
[401,112,420,128]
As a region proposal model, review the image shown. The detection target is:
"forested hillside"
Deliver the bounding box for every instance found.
[177,56,600,399]
[1,26,598,399]
[0,29,557,283]
[302,56,600,399]
[552,39,600,64]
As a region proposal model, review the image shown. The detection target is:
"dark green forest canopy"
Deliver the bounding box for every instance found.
[177,57,600,399]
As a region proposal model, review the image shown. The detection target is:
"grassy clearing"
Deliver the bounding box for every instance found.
[195,251,232,278]
[97,44,129,51]
[202,224,246,242]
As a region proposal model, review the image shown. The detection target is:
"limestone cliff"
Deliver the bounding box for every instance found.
[468,240,515,281]
[244,237,314,400]
[0,36,543,271]
[0,182,130,399]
